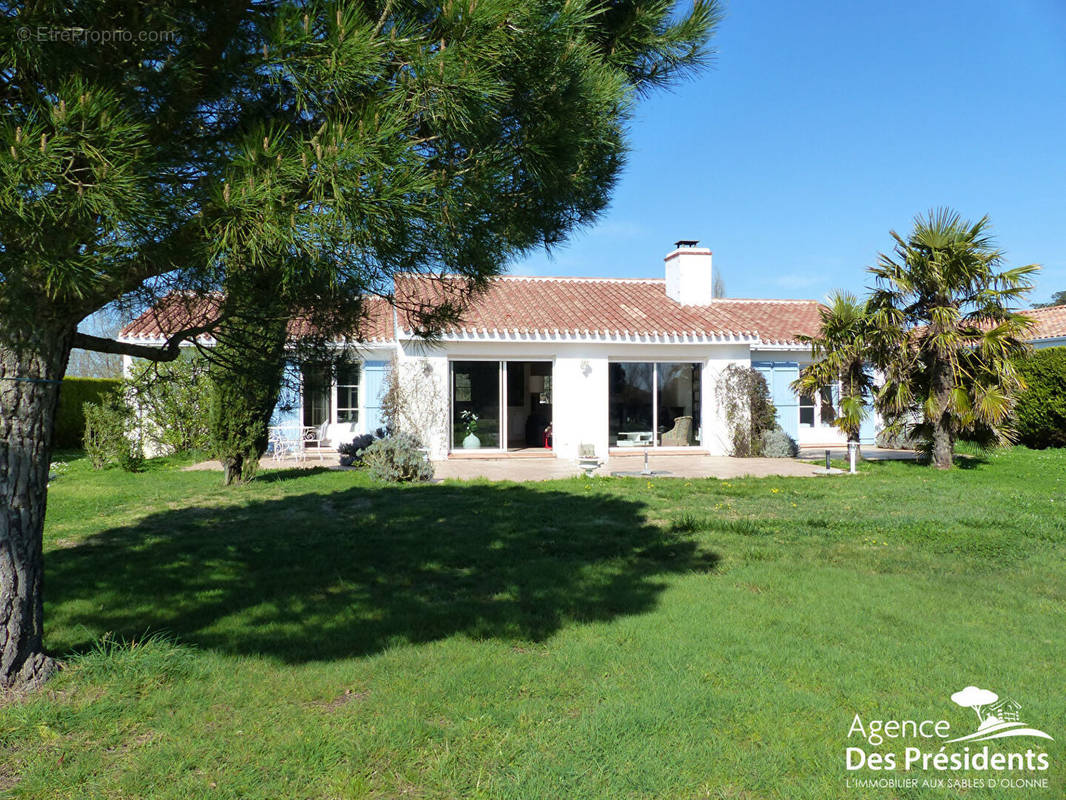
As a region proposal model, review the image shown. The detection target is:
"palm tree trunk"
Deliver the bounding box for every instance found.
[930,357,955,469]
[932,415,954,469]
[0,317,76,690]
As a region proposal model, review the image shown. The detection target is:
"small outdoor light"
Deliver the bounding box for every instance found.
[825,449,832,471]
[847,441,859,474]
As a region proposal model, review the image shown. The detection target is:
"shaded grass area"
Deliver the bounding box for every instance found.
[3,447,1065,799]
[45,476,718,661]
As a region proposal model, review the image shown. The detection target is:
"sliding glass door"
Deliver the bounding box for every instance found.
[451,361,501,449]
[608,363,655,447]
[609,362,701,447]
[657,363,701,446]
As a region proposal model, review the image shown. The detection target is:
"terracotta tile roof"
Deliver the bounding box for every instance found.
[119,293,395,343]
[1026,304,1066,342]
[394,274,825,344]
[120,284,1065,349]
[119,293,220,340]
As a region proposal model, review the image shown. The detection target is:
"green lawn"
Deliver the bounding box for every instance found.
[3,448,1065,799]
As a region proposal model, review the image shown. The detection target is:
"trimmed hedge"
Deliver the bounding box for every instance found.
[54,377,122,449]
[1013,347,1066,449]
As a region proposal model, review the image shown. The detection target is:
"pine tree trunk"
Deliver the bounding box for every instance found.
[0,318,76,690]
[221,454,244,486]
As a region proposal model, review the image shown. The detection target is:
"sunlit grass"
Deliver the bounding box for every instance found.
[2,448,1064,798]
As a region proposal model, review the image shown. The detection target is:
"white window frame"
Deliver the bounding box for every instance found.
[799,381,840,429]
[334,363,361,425]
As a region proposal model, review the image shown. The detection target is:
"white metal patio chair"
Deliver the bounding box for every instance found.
[269,426,302,462]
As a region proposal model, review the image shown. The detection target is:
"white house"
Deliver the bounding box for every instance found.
[120,242,1066,461]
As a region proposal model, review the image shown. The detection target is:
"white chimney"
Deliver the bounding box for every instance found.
[664,240,713,305]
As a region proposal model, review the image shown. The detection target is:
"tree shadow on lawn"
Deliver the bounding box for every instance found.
[254,466,335,482]
[45,483,719,663]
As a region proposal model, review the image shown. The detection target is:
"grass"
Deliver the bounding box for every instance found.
[3,447,1065,798]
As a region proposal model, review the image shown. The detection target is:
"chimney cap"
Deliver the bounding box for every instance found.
[674,239,700,248]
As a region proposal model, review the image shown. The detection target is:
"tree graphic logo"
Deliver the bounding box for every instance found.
[946,686,1054,744]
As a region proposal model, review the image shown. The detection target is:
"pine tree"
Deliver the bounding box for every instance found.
[1,1,721,689]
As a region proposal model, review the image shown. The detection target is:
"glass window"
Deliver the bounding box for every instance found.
[819,386,837,426]
[336,364,360,423]
[799,392,815,427]
[302,365,331,428]
[451,361,501,449]
[609,363,655,447]
[609,362,701,447]
[658,363,701,446]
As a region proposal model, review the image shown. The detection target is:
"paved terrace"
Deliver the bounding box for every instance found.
[432,454,818,482]
[187,448,914,482]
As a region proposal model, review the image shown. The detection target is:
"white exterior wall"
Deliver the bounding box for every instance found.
[553,353,608,459]
[395,337,758,460]
[393,343,450,460]
[701,345,756,455]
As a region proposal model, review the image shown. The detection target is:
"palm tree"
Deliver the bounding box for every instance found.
[792,293,876,457]
[867,209,1037,469]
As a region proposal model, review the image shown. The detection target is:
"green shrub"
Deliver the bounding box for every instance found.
[760,427,799,458]
[84,398,143,471]
[1013,347,1066,449]
[127,355,213,454]
[54,377,121,449]
[362,433,434,482]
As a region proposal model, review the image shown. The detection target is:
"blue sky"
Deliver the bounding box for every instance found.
[511,0,1066,306]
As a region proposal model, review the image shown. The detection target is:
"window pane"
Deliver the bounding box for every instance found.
[452,361,500,449]
[336,364,360,423]
[819,386,836,425]
[609,363,654,447]
[657,363,701,446]
[799,391,814,428]
[340,364,360,385]
[337,387,359,423]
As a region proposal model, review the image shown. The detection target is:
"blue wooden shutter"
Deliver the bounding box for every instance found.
[859,385,877,445]
[770,362,800,440]
[270,360,302,428]
[752,362,773,392]
[363,360,389,434]
[751,361,798,440]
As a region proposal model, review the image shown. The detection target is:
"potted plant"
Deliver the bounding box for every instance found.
[460,410,480,448]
